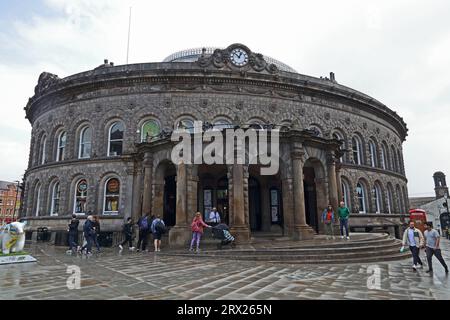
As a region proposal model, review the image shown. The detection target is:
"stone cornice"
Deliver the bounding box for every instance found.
[25,63,408,141]
[340,163,408,182]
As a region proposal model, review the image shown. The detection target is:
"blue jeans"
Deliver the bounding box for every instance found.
[68,232,78,251]
[339,219,349,236]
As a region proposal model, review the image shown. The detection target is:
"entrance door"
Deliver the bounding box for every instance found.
[249,177,261,231]
[303,167,318,233]
[163,175,176,226]
[216,188,229,225]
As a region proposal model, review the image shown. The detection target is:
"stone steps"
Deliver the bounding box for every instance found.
[160,233,411,264]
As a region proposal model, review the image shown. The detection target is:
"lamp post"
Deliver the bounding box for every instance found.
[12,180,20,222]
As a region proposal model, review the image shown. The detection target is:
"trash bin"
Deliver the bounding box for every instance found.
[36,227,50,241]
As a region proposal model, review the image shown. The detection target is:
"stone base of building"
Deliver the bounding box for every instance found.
[169,225,191,247]
[291,225,315,240]
[230,226,251,243]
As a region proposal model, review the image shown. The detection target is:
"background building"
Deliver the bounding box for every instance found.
[21,44,409,245]
[0,180,21,224]
[410,171,450,234]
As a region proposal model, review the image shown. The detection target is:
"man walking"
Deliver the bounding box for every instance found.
[402,221,425,270]
[424,222,448,274]
[321,204,335,240]
[136,213,151,252]
[119,217,135,251]
[151,214,166,252]
[82,215,95,255]
[337,201,350,240]
[67,214,79,254]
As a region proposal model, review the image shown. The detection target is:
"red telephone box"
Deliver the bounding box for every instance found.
[409,209,427,234]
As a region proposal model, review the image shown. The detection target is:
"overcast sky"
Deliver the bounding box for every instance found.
[0,0,449,197]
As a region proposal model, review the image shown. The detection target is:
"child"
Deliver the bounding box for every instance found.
[190,212,211,252]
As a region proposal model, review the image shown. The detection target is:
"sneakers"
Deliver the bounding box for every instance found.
[346,236,350,240]
[118,244,123,250]
[341,236,344,239]
[129,247,135,251]
[416,264,423,269]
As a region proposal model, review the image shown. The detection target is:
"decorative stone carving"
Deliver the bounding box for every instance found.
[34,72,60,95]
[196,44,279,74]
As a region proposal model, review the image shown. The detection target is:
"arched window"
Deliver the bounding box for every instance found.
[341,179,351,210]
[352,136,363,165]
[108,122,124,156]
[396,185,403,213]
[386,185,394,214]
[141,119,161,142]
[74,179,88,214]
[356,182,367,213]
[50,181,60,216]
[104,178,120,215]
[397,149,403,174]
[213,119,233,131]
[369,140,377,168]
[373,183,382,213]
[380,144,388,170]
[40,136,47,165]
[56,131,67,162]
[78,126,92,159]
[176,118,195,134]
[34,183,41,217]
[391,146,398,172]
[308,125,322,137]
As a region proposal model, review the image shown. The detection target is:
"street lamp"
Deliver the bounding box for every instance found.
[12,180,20,221]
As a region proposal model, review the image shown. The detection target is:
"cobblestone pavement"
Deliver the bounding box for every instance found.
[0,238,449,300]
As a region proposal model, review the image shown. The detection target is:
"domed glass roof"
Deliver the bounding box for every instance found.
[163,47,297,73]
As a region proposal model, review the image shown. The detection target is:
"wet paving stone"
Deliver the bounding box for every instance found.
[0,240,449,300]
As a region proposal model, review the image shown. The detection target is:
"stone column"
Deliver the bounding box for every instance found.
[230,164,250,242]
[291,147,314,240]
[141,152,152,216]
[169,161,191,246]
[327,152,339,211]
[131,165,143,223]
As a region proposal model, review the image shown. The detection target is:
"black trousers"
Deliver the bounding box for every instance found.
[409,246,423,266]
[425,247,448,271]
[137,230,149,250]
[120,234,133,248]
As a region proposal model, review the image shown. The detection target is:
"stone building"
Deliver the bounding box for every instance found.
[20,44,409,245]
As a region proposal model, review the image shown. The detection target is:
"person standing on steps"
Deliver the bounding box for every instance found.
[401,221,425,271]
[424,222,449,274]
[321,204,335,240]
[208,207,221,227]
[337,201,350,240]
[190,212,212,253]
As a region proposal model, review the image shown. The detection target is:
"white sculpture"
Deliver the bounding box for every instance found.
[0,221,26,255]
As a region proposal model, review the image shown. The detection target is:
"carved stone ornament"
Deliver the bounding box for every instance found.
[34,72,60,95]
[196,43,279,74]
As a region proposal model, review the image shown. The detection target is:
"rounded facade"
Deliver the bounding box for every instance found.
[21,43,409,243]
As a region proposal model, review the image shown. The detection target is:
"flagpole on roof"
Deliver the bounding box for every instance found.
[126,6,132,64]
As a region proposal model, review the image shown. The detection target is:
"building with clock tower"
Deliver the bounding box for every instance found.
[21,43,409,245]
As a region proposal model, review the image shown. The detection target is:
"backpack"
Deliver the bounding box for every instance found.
[139,217,149,230]
[155,220,166,234]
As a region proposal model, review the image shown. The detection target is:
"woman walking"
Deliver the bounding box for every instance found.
[190,212,211,253]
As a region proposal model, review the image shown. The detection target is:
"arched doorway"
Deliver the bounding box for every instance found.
[198,164,229,225]
[303,158,327,234]
[153,160,177,227]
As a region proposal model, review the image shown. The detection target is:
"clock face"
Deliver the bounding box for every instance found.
[230,48,249,66]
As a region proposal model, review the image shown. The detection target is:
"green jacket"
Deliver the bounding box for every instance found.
[337,207,350,219]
